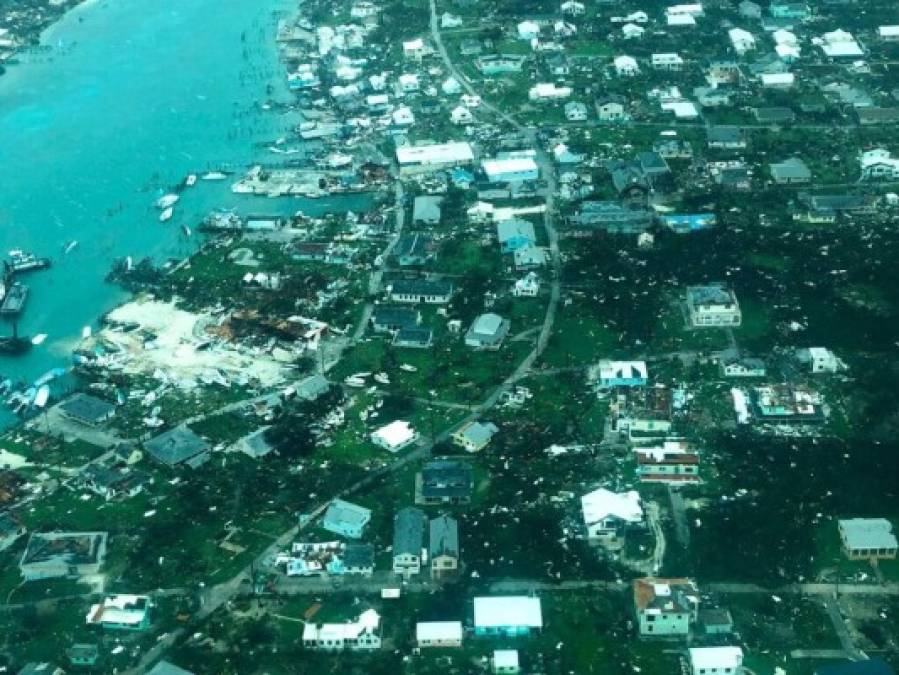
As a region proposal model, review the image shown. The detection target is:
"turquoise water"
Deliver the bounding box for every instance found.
[0,0,365,424]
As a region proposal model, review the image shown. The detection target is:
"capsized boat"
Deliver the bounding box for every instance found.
[156,194,180,209]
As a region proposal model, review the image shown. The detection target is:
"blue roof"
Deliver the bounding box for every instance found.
[663,213,717,232]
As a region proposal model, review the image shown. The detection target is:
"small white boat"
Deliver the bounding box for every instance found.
[82,325,92,339]
[63,240,78,254]
[159,207,174,222]
[399,364,418,373]
[31,334,48,346]
[344,376,366,388]
[181,224,192,237]
[156,194,180,209]
[374,373,390,385]
[201,171,228,181]
[185,174,198,187]
[33,386,50,408]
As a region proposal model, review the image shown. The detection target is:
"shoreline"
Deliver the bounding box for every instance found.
[0,0,93,75]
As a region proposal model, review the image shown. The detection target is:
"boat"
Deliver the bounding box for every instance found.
[181,224,192,237]
[159,207,174,222]
[185,174,198,187]
[156,194,180,209]
[343,376,366,388]
[63,240,79,255]
[31,333,48,345]
[399,364,418,372]
[201,171,228,181]
[34,367,67,387]
[0,336,31,355]
[33,385,50,408]
[7,250,51,273]
[374,373,390,385]
[0,283,28,316]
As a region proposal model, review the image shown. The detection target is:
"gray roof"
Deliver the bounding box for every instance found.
[707,126,744,144]
[393,327,433,347]
[391,278,454,297]
[295,374,330,401]
[421,460,474,497]
[429,515,459,558]
[771,157,811,180]
[59,393,115,423]
[144,427,210,467]
[471,313,504,336]
[323,499,371,531]
[839,518,898,551]
[344,543,375,569]
[413,195,443,222]
[393,507,426,556]
[458,421,498,446]
[372,306,420,329]
[496,219,536,244]
[687,284,736,306]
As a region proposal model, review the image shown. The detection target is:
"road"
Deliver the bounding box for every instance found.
[823,594,865,660]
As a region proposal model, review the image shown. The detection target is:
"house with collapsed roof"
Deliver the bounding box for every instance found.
[86,594,153,631]
[635,440,701,484]
[20,531,108,580]
[581,488,644,549]
[685,284,742,327]
[303,608,381,650]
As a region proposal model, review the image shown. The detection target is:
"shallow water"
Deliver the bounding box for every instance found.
[0,0,364,425]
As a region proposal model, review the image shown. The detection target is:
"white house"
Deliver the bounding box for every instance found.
[371,420,419,452]
[820,29,863,58]
[416,621,463,648]
[451,105,474,125]
[529,83,572,100]
[633,577,700,636]
[686,284,742,327]
[493,650,521,674]
[517,20,540,41]
[403,38,425,60]
[652,53,684,71]
[614,55,640,76]
[688,647,743,675]
[322,499,372,539]
[452,420,499,452]
[728,28,756,54]
[622,23,645,39]
[667,13,697,27]
[303,609,381,651]
[760,72,795,89]
[860,148,899,180]
[878,25,899,42]
[473,596,543,636]
[483,157,539,182]
[667,3,704,17]
[442,77,462,95]
[397,141,474,174]
[803,347,844,373]
[581,488,643,547]
[561,1,586,16]
[838,518,898,560]
[392,106,415,126]
[398,73,420,93]
[564,101,589,121]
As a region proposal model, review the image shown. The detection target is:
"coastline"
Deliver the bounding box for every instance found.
[0,0,91,74]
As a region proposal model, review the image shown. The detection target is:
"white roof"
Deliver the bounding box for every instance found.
[581,488,643,525]
[821,29,863,57]
[494,650,520,668]
[773,29,798,45]
[776,44,801,59]
[689,647,743,670]
[473,596,543,629]
[667,3,703,15]
[416,621,463,641]
[372,420,416,447]
[662,100,700,118]
[839,518,898,550]
[403,38,424,51]
[761,72,795,85]
[667,13,696,26]
[598,360,648,380]
[879,26,899,38]
[729,27,755,42]
[304,609,380,642]
[615,55,639,71]
[396,142,474,166]
[483,157,538,177]
[86,594,150,626]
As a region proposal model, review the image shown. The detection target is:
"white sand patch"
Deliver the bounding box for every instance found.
[0,448,31,469]
[101,298,289,388]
